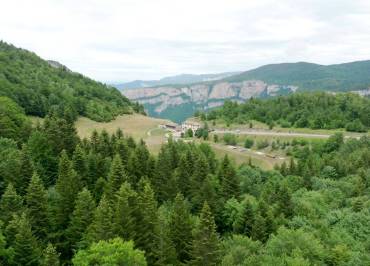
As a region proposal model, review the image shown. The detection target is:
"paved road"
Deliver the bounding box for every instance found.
[212,129,362,139]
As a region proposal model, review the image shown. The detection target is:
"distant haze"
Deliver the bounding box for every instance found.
[1,0,370,82]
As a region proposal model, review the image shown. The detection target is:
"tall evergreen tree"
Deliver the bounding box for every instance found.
[113,182,138,241]
[277,184,294,218]
[72,144,88,188]
[155,208,177,266]
[85,195,115,244]
[17,144,34,195]
[251,213,267,242]
[155,145,175,202]
[105,154,128,198]
[115,139,130,167]
[10,213,41,266]
[190,202,221,266]
[66,188,95,252]
[169,193,193,263]
[136,180,158,265]
[55,151,80,230]
[190,153,210,202]
[0,183,23,225]
[128,140,150,184]
[41,243,60,266]
[25,173,48,240]
[218,155,239,200]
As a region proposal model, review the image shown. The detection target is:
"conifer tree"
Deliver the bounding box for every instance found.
[93,176,107,202]
[190,153,210,202]
[234,200,254,237]
[66,188,95,252]
[113,182,138,241]
[128,140,150,184]
[72,144,88,187]
[55,151,80,229]
[155,208,177,266]
[41,243,60,266]
[25,173,48,240]
[218,155,239,200]
[84,195,115,244]
[176,154,192,196]
[169,193,193,263]
[251,213,267,242]
[190,202,221,266]
[115,139,130,167]
[136,180,158,265]
[155,145,174,202]
[0,183,23,225]
[17,144,34,195]
[98,129,112,157]
[11,212,41,266]
[277,184,294,218]
[106,154,128,197]
[0,224,12,265]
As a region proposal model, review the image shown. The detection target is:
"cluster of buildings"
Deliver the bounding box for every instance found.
[160,121,202,134]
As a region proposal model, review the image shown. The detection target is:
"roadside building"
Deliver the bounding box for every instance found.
[181,121,201,133]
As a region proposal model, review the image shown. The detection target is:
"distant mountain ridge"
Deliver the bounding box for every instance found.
[121,60,370,123]
[115,72,241,89]
[224,60,370,91]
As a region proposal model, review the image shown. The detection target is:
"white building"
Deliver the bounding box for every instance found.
[181,121,201,133]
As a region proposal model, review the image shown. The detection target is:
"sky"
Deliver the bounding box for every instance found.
[1,0,370,83]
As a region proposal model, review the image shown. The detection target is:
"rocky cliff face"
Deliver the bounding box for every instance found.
[122,80,297,122]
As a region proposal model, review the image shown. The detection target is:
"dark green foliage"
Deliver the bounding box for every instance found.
[26,173,49,240]
[66,188,95,252]
[154,208,177,266]
[17,144,34,195]
[205,92,370,132]
[218,156,240,200]
[85,195,114,244]
[41,243,60,266]
[55,151,80,230]
[113,182,138,241]
[0,183,23,225]
[10,213,41,266]
[0,96,31,142]
[72,144,88,188]
[0,41,136,122]
[136,181,158,265]
[244,138,254,149]
[169,193,193,263]
[105,154,128,197]
[1,93,370,265]
[190,202,221,266]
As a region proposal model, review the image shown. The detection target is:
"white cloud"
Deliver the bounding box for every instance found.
[1,0,369,82]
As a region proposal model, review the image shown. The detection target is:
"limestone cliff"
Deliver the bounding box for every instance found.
[122,80,297,122]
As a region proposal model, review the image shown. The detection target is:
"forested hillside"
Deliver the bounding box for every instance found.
[0,94,369,265]
[0,41,143,122]
[202,92,370,132]
[225,61,370,91]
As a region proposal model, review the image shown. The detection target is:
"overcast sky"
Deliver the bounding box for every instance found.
[1,0,370,82]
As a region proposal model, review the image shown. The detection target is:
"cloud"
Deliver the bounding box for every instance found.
[1,0,369,82]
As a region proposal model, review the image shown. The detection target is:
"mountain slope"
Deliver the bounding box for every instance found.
[115,71,240,89]
[122,60,370,123]
[0,41,138,122]
[225,61,370,91]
